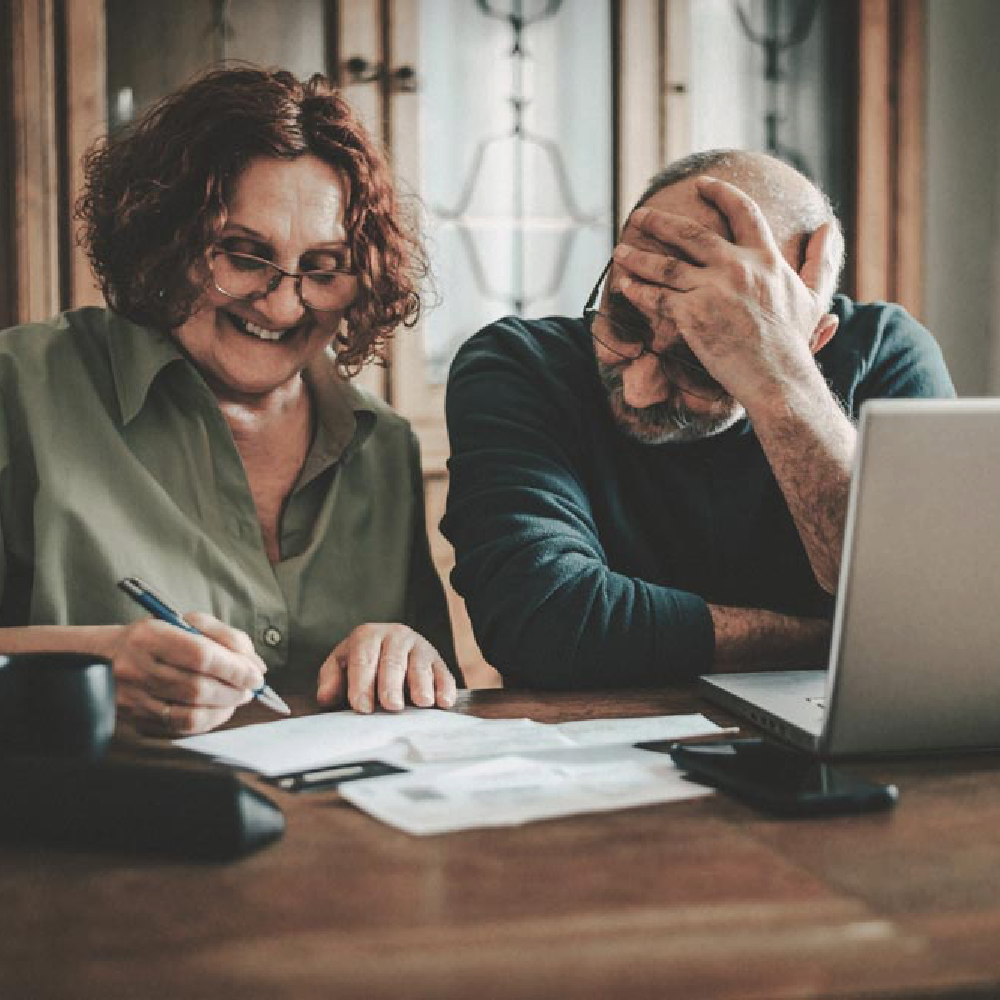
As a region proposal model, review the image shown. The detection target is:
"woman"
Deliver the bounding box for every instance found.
[0,66,460,734]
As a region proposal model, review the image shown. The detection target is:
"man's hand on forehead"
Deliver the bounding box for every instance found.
[609,175,838,411]
[617,176,835,306]
[618,177,774,268]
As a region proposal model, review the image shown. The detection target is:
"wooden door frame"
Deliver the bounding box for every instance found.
[0,0,105,328]
[853,0,925,318]
[5,0,61,326]
[0,0,16,327]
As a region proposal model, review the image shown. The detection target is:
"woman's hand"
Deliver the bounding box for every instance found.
[316,623,457,714]
[111,613,268,735]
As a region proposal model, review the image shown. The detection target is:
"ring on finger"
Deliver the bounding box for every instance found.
[161,700,173,729]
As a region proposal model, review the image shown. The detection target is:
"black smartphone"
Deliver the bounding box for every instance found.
[638,738,899,816]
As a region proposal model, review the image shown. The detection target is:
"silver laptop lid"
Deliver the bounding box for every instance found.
[820,398,1000,754]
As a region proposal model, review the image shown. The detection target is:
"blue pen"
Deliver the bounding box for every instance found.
[117,576,291,716]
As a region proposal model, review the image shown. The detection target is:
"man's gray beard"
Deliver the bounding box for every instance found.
[597,362,743,445]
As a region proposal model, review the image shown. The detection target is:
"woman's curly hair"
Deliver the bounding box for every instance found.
[76,65,427,373]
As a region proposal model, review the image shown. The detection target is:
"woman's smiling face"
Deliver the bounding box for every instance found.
[172,154,359,403]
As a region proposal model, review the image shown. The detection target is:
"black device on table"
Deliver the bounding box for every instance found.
[0,652,285,859]
[268,759,407,793]
[638,738,899,817]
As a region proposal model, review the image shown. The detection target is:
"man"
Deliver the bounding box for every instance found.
[442,149,954,688]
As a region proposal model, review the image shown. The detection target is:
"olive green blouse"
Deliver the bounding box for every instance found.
[0,308,457,694]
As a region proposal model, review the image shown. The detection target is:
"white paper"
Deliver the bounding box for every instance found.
[405,718,577,762]
[175,710,736,776]
[405,713,733,763]
[173,708,478,776]
[554,713,735,746]
[340,746,713,836]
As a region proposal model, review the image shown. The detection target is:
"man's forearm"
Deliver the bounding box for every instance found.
[746,366,856,594]
[709,604,832,672]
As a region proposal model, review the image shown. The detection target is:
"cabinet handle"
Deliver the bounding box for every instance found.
[342,55,380,85]
[341,56,419,93]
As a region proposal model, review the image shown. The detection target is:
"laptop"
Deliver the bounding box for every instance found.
[700,398,1000,756]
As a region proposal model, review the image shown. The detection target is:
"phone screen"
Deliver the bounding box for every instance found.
[639,739,899,815]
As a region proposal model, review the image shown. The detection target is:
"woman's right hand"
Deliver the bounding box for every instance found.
[110,613,268,736]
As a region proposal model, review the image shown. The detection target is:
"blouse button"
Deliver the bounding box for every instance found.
[263,626,283,648]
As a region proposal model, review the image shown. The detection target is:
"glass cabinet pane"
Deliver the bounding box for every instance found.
[683,0,851,220]
[417,0,614,383]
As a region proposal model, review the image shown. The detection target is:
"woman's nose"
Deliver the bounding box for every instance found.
[259,274,307,325]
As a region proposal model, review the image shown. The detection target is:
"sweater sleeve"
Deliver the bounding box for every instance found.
[441,320,713,690]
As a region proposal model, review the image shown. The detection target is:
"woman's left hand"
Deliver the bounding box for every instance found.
[315,623,457,713]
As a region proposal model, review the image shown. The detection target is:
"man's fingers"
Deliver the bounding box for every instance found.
[612,245,699,292]
[618,273,677,326]
[694,175,774,252]
[626,206,723,266]
[799,221,838,302]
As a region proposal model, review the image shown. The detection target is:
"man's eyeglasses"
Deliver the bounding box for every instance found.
[209,246,355,313]
[582,259,726,402]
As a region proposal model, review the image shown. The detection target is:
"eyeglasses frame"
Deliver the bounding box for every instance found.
[208,246,355,313]
[582,258,726,402]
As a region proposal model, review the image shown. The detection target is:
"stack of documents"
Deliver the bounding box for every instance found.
[176,710,730,835]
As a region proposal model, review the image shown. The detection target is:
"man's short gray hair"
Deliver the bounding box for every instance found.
[635,149,846,302]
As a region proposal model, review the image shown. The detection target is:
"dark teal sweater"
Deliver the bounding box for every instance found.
[442,296,955,688]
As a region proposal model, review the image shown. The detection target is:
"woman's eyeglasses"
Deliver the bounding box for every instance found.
[209,247,355,313]
[582,259,726,402]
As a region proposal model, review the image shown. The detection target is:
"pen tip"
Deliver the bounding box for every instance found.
[256,685,292,716]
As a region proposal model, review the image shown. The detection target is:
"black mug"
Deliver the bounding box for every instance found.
[0,652,115,758]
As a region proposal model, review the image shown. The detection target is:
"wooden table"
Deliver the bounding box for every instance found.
[3,686,1000,1000]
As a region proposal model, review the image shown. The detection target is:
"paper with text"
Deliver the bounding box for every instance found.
[340,748,713,835]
